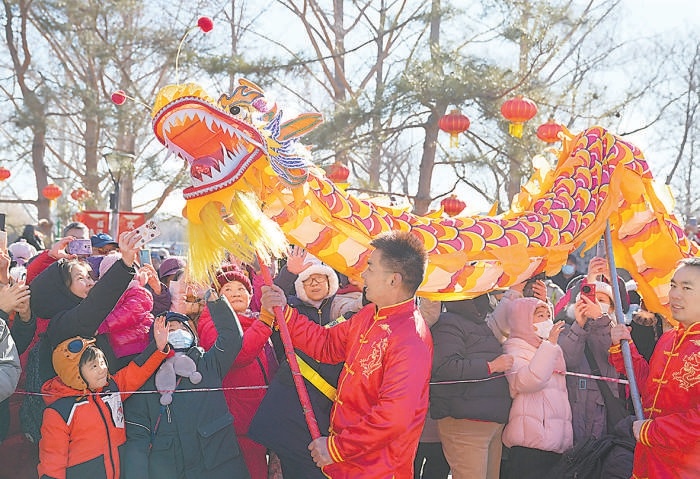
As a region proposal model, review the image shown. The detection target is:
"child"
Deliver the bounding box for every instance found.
[96,252,155,359]
[501,297,572,479]
[123,295,251,479]
[37,316,169,479]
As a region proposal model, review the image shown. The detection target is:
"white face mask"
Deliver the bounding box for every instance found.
[168,329,194,350]
[600,303,610,314]
[562,264,576,276]
[533,319,554,339]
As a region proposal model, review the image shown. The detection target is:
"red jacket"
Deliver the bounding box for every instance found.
[37,344,167,479]
[197,307,275,436]
[282,298,433,479]
[609,323,700,479]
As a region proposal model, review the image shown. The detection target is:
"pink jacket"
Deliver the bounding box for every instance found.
[501,297,573,454]
[97,282,154,358]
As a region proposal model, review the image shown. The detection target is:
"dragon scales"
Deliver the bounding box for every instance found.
[150,79,698,318]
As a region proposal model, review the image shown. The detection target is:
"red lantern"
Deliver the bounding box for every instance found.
[441,194,466,217]
[70,187,91,202]
[42,184,63,201]
[501,95,538,138]
[438,109,470,148]
[0,167,10,181]
[327,161,350,184]
[536,118,563,143]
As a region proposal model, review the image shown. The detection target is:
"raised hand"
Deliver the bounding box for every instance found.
[548,320,565,344]
[286,245,312,275]
[48,236,78,260]
[152,315,169,352]
[587,256,610,283]
[118,230,142,267]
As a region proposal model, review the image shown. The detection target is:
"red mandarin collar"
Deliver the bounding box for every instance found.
[374,297,417,319]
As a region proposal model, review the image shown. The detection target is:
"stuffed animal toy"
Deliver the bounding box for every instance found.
[155,352,202,405]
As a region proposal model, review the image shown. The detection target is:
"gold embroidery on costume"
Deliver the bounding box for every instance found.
[360,337,388,378]
[691,339,700,347]
[672,351,700,391]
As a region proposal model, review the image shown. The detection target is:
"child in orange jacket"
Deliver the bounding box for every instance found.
[37,316,169,479]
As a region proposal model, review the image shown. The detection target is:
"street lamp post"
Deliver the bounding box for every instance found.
[103,150,136,238]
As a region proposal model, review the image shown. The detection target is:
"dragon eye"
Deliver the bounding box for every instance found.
[229,105,241,115]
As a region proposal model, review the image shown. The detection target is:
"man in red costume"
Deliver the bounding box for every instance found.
[609,257,700,479]
[260,231,433,478]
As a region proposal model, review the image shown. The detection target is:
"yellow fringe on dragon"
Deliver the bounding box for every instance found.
[150,79,698,320]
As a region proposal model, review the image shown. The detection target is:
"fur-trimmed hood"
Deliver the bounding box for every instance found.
[294,262,339,306]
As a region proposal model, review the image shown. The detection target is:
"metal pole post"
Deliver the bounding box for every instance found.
[603,222,644,420]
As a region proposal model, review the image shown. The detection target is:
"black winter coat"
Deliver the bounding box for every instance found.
[248,295,342,479]
[122,296,249,479]
[430,298,512,424]
[29,258,135,383]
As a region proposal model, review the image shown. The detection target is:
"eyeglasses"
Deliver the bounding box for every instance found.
[303,276,328,286]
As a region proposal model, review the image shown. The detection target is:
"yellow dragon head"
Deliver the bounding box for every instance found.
[151,79,322,280]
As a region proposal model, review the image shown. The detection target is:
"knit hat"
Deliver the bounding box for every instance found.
[8,239,37,266]
[52,336,96,391]
[215,264,252,293]
[98,252,122,279]
[294,261,339,304]
[577,280,614,303]
[159,256,186,280]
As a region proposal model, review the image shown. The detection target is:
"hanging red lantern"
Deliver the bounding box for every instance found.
[0,167,10,181]
[326,161,350,184]
[70,187,91,202]
[536,118,563,143]
[441,194,466,217]
[438,109,470,148]
[42,184,63,201]
[501,95,538,138]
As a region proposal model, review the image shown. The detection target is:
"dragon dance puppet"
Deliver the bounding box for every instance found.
[148,78,697,320]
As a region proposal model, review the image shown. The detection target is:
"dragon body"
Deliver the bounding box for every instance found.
[151,79,697,318]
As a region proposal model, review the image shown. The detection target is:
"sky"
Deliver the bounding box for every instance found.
[3,1,699,228]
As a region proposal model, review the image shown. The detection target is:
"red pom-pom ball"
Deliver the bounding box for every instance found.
[197,16,214,33]
[111,90,126,105]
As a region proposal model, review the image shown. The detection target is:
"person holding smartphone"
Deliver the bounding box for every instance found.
[558,281,626,446]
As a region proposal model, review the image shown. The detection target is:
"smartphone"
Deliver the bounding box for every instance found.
[596,238,607,258]
[0,213,6,250]
[67,238,92,255]
[139,249,152,265]
[133,220,161,248]
[523,272,546,298]
[580,282,597,303]
[9,265,26,284]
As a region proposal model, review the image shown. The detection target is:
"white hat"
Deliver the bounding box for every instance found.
[294,261,339,304]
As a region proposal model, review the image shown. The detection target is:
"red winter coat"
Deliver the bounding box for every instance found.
[97,282,154,358]
[38,343,167,479]
[281,298,433,479]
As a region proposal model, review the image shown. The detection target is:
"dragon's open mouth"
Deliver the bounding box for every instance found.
[153,97,266,199]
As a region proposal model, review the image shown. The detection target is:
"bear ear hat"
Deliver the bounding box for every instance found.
[53,336,97,391]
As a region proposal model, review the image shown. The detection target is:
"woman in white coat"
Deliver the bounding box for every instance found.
[501,297,573,479]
